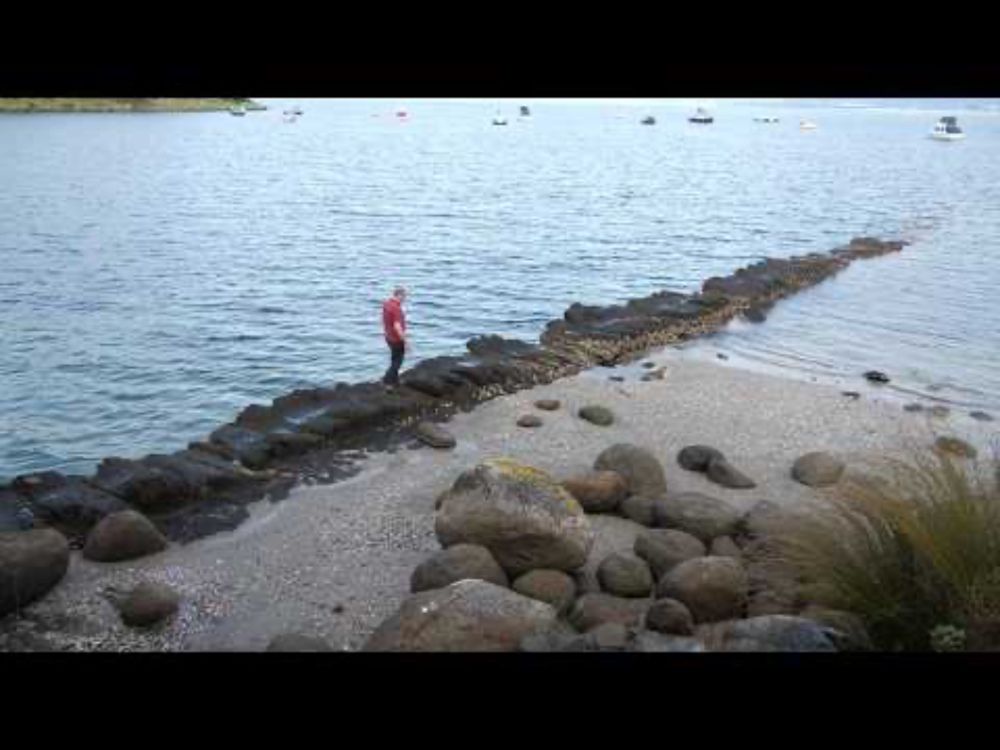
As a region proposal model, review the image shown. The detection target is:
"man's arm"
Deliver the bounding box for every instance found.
[394,321,405,343]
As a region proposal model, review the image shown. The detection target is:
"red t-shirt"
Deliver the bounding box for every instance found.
[382,297,406,344]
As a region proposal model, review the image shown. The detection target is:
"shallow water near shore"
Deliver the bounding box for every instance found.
[2,98,999,480]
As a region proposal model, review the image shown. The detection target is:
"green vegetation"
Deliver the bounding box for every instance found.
[771,448,1000,651]
[0,98,265,113]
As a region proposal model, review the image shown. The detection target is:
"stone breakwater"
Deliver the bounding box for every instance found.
[0,238,905,549]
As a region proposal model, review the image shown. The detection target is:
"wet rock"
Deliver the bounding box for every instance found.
[934,437,978,460]
[83,510,168,563]
[0,529,70,617]
[705,458,757,489]
[435,459,593,576]
[267,633,334,652]
[511,570,576,615]
[634,528,706,578]
[717,353,729,361]
[619,495,658,527]
[608,375,625,383]
[90,457,203,514]
[118,581,180,627]
[534,399,561,411]
[597,552,654,598]
[265,431,324,458]
[568,593,651,631]
[364,580,557,652]
[629,631,705,652]
[658,556,749,623]
[791,452,846,487]
[970,411,994,422]
[516,414,543,428]
[743,306,767,323]
[642,361,657,369]
[644,598,695,635]
[653,492,743,543]
[579,405,614,426]
[209,424,272,469]
[864,370,890,384]
[594,443,667,497]
[415,422,457,449]
[677,445,726,473]
[710,536,742,559]
[719,615,837,652]
[410,544,509,593]
[561,471,628,513]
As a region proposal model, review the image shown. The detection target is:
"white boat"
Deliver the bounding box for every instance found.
[283,105,304,116]
[689,107,713,124]
[492,110,508,126]
[229,104,246,117]
[930,116,965,141]
[640,115,656,125]
[799,119,817,130]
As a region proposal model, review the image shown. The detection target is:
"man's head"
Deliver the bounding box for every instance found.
[393,286,407,302]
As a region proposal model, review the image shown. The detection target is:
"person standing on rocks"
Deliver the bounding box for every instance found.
[382,286,408,389]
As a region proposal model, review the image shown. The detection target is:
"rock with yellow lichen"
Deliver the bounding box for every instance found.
[435,458,594,576]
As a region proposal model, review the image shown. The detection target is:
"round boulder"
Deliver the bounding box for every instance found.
[644,598,695,635]
[415,422,457,449]
[594,444,667,497]
[791,452,846,487]
[568,592,651,631]
[677,445,726,473]
[705,458,757,489]
[517,414,543,428]
[410,544,509,593]
[710,536,742,559]
[562,471,628,513]
[0,528,70,617]
[83,510,168,563]
[653,492,743,543]
[634,528,706,578]
[534,399,561,411]
[512,569,576,614]
[435,459,594,577]
[597,552,653,598]
[267,633,334,652]
[579,405,614,426]
[619,495,658,527]
[363,579,557,652]
[118,580,180,627]
[658,556,749,623]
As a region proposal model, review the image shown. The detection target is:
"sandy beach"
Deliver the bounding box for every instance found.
[3,347,994,652]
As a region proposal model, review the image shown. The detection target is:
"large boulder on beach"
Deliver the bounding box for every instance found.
[415,422,457,449]
[534,399,561,411]
[410,544,509,593]
[594,444,667,497]
[644,598,695,635]
[657,556,749,623]
[363,579,558,652]
[512,570,576,614]
[568,593,651,632]
[705,458,757,489]
[11,472,126,536]
[0,529,70,617]
[562,471,628,513]
[435,459,593,576]
[597,552,654,598]
[579,405,614,426]
[634,528,706,578]
[83,510,168,562]
[718,615,837,652]
[791,452,845,487]
[653,492,743,543]
[677,445,726,473]
[118,581,180,627]
[517,414,543,428]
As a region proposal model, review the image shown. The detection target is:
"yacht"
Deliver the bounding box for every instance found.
[640,115,656,125]
[283,105,304,116]
[689,107,713,124]
[799,119,818,130]
[931,116,965,141]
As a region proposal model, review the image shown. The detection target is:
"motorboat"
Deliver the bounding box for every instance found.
[640,115,656,125]
[492,110,508,125]
[283,105,304,116]
[519,105,531,117]
[396,107,409,120]
[689,107,713,124]
[800,119,818,130]
[930,116,965,141]
[754,116,780,123]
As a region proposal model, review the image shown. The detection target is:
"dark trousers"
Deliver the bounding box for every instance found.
[384,340,405,385]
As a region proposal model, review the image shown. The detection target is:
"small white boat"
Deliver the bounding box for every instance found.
[492,111,508,126]
[229,104,246,117]
[283,105,304,116]
[754,116,780,123]
[689,107,714,124]
[800,119,818,130]
[640,115,656,125]
[930,116,965,141]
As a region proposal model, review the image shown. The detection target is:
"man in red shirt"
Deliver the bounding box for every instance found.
[382,286,407,388]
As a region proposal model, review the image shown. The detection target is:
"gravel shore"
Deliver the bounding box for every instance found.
[2,353,995,652]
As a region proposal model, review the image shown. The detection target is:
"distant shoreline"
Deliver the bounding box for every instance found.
[0,98,266,113]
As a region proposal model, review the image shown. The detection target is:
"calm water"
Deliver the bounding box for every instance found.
[2,98,999,481]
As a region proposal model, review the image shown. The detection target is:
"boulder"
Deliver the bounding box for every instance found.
[83,510,168,562]
[653,492,743,542]
[710,536,742,559]
[658,556,749,623]
[582,622,631,651]
[735,500,786,543]
[118,581,180,627]
[705,458,757,489]
[435,459,593,576]
[677,445,726,473]
[410,544,509,593]
[629,632,705,652]
[634,528,706,578]
[517,414,543,428]
[594,444,667,496]
[0,529,70,617]
[568,593,651,632]
[267,633,334,652]
[561,471,628,513]
[415,422,457,449]
[511,569,576,614]
[791,452,846,487]
[597,552,653,598]
[12,473,126,537]
[363,579,558,652]
[579,405,614,426]
[719,615,837,652]
[934,437,977,460]
[619,495,658,527]
[534,399,561,411]
[644,598,695,635]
